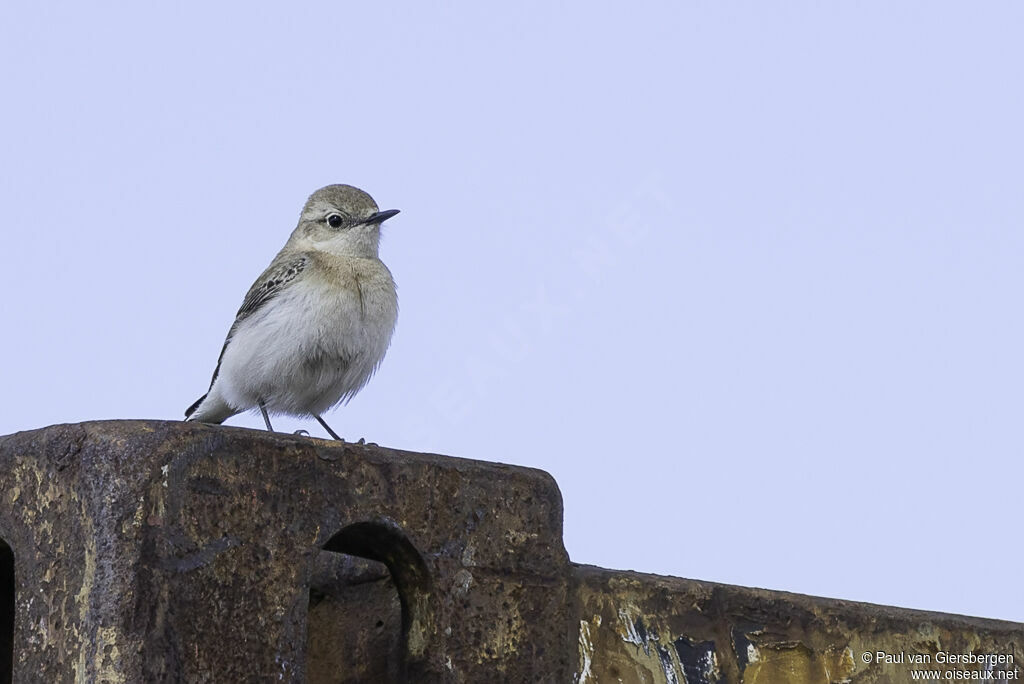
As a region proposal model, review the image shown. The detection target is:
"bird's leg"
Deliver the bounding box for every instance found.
[313,413,343,441]
[258,400,274,432]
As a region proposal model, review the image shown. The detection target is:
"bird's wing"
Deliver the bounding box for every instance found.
[186,254,309,415]
[235,253,309,323]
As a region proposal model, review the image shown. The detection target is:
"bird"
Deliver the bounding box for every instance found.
[185,184,400,439]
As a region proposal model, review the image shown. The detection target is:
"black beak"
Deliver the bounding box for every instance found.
[364,209,400,225]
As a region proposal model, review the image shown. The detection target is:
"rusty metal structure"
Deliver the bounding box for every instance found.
[0,421,1020,682]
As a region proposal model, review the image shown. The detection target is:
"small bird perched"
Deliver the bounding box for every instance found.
[185,184,400,439]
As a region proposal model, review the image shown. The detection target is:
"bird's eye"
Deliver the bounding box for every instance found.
[327,214,344,228]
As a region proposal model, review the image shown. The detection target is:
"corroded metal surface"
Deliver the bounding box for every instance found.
[0,421,572,682]
[572,566,1023,683]
[0,421,1020,683]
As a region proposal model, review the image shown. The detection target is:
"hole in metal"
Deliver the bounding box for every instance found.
[0,538,13,684]
[307,520,431,683]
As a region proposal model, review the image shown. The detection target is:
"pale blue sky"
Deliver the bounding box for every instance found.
[2,3,1022,622]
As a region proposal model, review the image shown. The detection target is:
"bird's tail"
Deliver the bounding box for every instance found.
[184,393,207,419]
[184,391,236,424]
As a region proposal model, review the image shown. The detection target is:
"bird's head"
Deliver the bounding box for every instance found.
[292,184,399,258]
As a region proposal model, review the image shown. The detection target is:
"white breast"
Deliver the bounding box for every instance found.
[214,258,397,416]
